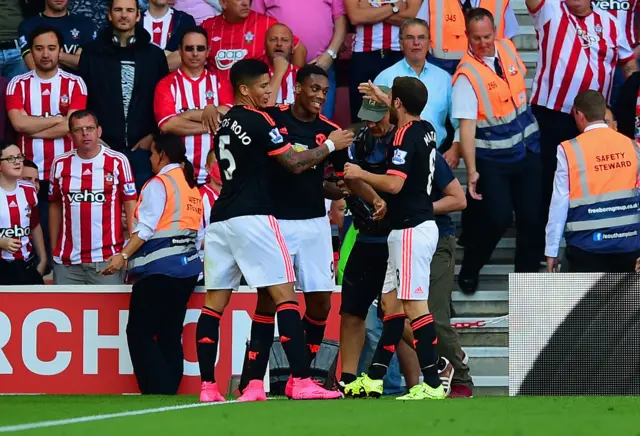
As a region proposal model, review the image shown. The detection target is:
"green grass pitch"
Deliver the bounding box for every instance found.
[1,395,640,435]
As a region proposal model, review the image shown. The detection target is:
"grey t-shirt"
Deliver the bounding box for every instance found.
[0,0,23,40]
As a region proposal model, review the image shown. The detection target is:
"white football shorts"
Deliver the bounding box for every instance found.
[204,215,295,290]
[382,220,439,301]
[279,215,335,293]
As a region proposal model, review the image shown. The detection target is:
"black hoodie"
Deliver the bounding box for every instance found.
[77,23,169,151]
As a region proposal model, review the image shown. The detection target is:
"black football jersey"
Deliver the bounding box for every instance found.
[265,105,349,220]
[385,120,437,230]
[210,106,288,222]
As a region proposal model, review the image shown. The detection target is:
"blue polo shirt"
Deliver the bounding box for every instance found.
[374,58,457,150]
[432,151,456,237]
[19,13,96,60]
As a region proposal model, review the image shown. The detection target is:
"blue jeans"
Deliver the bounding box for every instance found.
[0,48,28,80]
[357,303,404,395]
[321,64,336,120]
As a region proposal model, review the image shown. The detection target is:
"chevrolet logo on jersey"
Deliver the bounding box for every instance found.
[292,143,308,152]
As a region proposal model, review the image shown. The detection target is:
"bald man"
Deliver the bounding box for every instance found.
[264,23,299,105]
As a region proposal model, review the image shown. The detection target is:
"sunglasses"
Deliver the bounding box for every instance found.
[184,45,207,52]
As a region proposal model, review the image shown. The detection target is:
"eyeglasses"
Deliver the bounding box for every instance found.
[71,126,97,133]
[0,154,25,164]
[184,45,207,52]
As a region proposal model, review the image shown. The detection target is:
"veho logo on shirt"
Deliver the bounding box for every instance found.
[593,0,631,10]
[0,225,31,238]
[66,190,107,203]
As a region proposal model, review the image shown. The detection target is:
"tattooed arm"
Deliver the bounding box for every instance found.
[272,144,331,174]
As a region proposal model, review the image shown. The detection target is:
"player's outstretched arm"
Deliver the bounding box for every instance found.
[272,129,354,174]
[344,162,405,194]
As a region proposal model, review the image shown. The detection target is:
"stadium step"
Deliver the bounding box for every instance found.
[465,347,509,378]
[452,290,508,317]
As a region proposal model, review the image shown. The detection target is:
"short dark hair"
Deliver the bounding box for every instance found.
[0,142,20,159]
[574,90,606,122]
[465,8,495,31]
[23,159,38,171]
[181,26,208,47]
[392,77,427,117]
[69,110,100,130]
[29,25,65,51]
[108,0,139,11]
[230,59,270,92]
[295,64,328,85]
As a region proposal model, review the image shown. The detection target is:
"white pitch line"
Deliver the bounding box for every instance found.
[0,401,237,433]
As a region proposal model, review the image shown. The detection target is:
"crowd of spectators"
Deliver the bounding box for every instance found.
[1,0,639,396]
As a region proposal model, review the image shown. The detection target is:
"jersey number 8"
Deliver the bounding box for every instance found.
[426,147,436,195]
[219,135,236,180]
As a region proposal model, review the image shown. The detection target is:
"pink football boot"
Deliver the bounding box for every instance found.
[200,382,226,403]
[237,380,268,402]
[291,377,343,400]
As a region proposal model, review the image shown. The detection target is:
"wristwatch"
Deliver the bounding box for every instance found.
[327,49,337,60]
[391,3,400,12]
[119,252,129,261]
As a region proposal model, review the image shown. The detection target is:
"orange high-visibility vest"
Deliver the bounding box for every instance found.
[562,126,640,253]
[429,0,508,60]
[129,166,203,278]
[452,39,539,157]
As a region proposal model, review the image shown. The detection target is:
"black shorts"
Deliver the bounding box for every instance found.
[340,240,389,319]
[0,257,45,286]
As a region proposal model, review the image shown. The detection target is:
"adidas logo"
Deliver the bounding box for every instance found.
[383,345,396,353]
[279,335,291,343]
[9,201,17,208]
[414,286,424,295]
[197,337,216,344]
[153,27,161,33]
[42,89,50,96]
[83,168,92,175]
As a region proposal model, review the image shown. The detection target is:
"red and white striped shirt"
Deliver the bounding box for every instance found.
[269,63,299,105]
[201,10,300,84]
[5,69,87,180]
[595,0,639,50]
[143,8,175,49]
[199,183,219,229]
[48,146,137,265]
[530,0,634,114]
[154,69,233,185]
[352,2,400,53]
[0,180,39,261]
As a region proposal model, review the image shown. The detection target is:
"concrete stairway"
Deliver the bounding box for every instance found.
[447,8,545,393]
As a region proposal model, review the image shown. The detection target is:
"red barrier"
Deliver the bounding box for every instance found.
[0,286,342,395]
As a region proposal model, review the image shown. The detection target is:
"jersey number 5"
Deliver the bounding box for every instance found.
[219,135,236,180]
[426,147,436,195]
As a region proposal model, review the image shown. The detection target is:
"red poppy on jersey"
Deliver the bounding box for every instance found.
[48,147,137,265]
[6,70,88,180]
[200,10,300,84]
[0,180,39,261]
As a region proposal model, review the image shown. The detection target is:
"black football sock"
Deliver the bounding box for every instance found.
[340,372,357,384]
[245,312,275,382]
[302,313,327,366]
[411,313,442,388]
[368,313,406,380]
[276,301,310,379]
[196,306,222,383]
